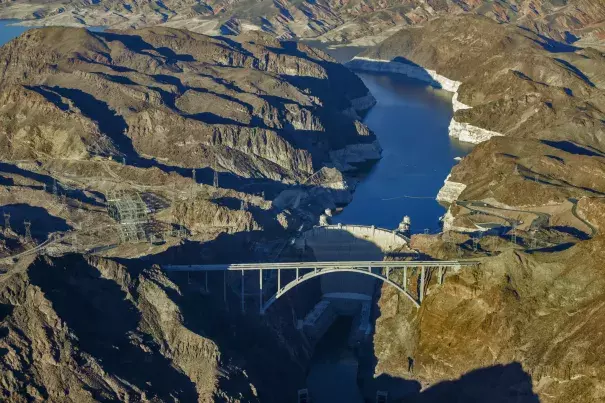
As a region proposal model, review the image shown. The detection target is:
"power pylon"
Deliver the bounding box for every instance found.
[191,169,197,198]
[24,220,32,242]
[3,212,10,231]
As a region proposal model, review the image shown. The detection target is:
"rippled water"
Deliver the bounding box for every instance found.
[334,72,473,233]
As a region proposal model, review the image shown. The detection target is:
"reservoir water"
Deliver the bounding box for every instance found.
[0,20,104,45]
[304,44,474,402]
[335,72,473,233]
[0,20,32,43]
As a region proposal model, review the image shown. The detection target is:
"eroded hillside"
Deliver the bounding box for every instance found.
[0,0,604,48]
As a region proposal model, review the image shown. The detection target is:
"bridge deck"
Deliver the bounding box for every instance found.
[163,260,479,272]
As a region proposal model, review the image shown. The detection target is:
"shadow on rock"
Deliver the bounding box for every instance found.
[1,204,71,241]
[28,255,199,401]
[361,362,539,403]
[411,362,540,403]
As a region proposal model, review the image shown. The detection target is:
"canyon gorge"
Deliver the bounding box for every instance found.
[0,4,605,403]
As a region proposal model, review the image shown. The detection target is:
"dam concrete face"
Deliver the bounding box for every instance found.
[295,225,409,257]
[294,225,409,314]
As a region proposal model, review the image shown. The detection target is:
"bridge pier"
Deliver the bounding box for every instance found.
[259,269,264,315]
[162,260,479,314]
[419,267,426,303]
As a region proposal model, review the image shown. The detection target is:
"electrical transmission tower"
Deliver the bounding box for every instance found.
[24,220,32,242]
[191,169,197,198]
[530,229,538,249]
[3,212,10,232]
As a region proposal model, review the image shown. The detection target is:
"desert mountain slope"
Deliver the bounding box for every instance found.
[1,0,604,47]
[0,27,376,182]
[374,197,605,403]
[353,15,605,239]
[0,26,369,402]
[361,14,605,148]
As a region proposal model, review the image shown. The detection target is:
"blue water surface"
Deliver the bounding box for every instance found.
[333,72,473,233]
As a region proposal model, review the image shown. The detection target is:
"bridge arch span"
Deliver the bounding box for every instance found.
[261,267,419,314]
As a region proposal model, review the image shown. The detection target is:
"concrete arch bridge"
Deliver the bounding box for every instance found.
[163,260,479,314]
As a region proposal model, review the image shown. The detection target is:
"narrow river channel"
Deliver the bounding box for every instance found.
[335,72,473,233]
[305,45,474,402]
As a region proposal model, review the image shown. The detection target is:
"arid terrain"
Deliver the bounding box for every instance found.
[0,4,605,403]
[355,14,605,247]
[344,13,605,403]
[372,197,605,403]
[1,0,605,48]
[0,26,377,402]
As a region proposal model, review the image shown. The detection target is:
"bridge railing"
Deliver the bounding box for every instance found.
[162,260,480,314]
[162,260,479,271]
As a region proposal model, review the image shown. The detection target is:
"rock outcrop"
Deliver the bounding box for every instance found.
[0,254,311,402]
[373,198,605,403]
[1,0,604,49]
[0,27,380,401]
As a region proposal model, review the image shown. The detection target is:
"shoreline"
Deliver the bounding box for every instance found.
[343,57,484,212]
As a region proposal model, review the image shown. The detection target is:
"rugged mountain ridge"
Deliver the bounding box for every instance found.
[0,26,371,401]
[0,27,377,180]
[349,15,605,235]
[373,197,605,403]
[345,14,605,403]
[1,0,604,48]
[0,254,314,402]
